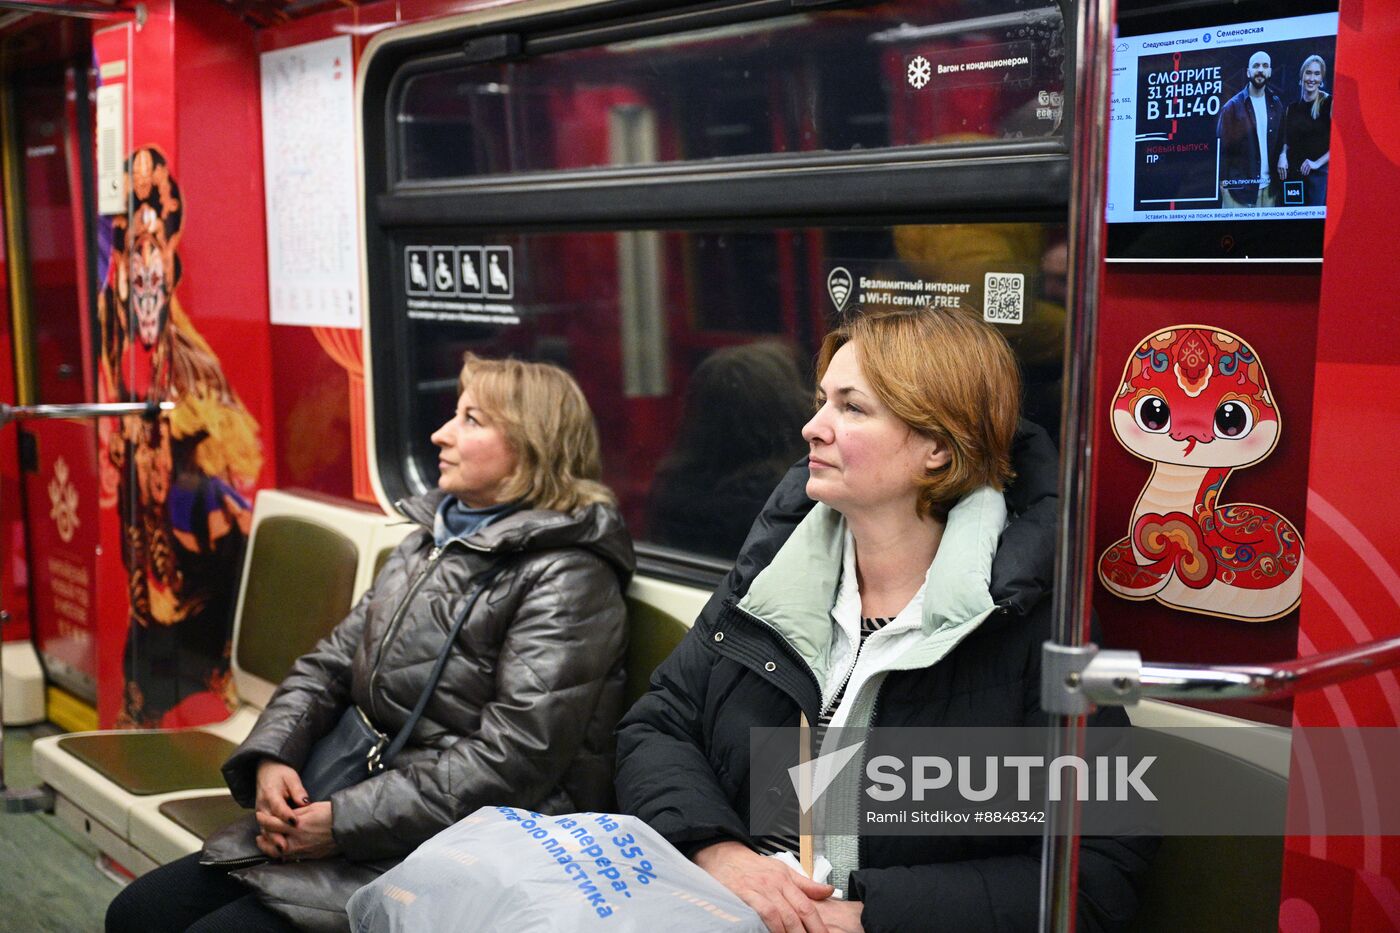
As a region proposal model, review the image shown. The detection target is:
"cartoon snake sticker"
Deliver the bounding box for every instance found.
[1097,325,1304,622]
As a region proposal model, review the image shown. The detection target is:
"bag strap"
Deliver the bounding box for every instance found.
[375,559,510,770]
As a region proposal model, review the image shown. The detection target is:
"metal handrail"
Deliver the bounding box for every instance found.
[0,400,170,424]
[1096,635,1400,703]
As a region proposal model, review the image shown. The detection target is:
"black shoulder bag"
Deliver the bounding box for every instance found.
[300,562,506,801]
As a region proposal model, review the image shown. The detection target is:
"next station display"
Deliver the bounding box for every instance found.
[1105,8,1337,260]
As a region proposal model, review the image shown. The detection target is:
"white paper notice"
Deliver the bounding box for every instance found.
[260,36,361,329]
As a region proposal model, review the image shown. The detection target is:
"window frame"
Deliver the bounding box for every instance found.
[361,0,1078,587]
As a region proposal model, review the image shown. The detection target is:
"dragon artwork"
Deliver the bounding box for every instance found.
[1097,325,1304,622]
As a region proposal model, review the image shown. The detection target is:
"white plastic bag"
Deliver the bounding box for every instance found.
[347,807,766,932]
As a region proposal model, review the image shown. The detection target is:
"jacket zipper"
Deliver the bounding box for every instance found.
[855,677,887,875]
[368,543,448,722]
[821,626,860,720]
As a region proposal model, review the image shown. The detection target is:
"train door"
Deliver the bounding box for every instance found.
[0,29,105,727]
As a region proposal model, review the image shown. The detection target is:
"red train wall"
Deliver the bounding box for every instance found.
[1278,0,1400,925]
[0,177,27,642]
[255,1,395,503]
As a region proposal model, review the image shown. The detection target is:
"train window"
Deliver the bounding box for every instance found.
[381,221,1066,571]
[392,0,1065,184]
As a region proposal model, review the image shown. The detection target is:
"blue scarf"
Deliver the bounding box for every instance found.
[434,496,520,547]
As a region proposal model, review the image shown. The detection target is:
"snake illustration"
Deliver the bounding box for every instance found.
[1097,325,1304,622]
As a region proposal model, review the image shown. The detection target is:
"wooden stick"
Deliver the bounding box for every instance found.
[799,712,814,879]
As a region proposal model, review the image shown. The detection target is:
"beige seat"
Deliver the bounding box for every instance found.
[34,491,398,874]
[1125,702,1290,932]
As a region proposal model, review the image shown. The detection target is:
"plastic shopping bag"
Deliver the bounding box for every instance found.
[347,806,766,932]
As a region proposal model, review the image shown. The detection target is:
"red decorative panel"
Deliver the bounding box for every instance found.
[1279,0,1400,919]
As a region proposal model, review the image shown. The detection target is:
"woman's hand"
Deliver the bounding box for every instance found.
[254,759,310,858]
[1277,152,1289,178]
[281,801,338,861]
[693,841,836,933]
[1300,158,1316,176]
[815,898,864,933]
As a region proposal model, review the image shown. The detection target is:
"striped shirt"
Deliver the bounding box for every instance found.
[753,616,893,858]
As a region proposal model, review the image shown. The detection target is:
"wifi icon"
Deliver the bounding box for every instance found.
[827,267,853,312]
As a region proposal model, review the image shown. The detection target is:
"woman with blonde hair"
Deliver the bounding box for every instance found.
[1277,54,1332,206]
[109,353,634,933]
[618,308,1152,932]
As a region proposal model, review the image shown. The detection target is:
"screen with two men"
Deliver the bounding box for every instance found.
[1105,10,1338,260]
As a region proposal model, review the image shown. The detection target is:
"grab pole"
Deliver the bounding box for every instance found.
[1038,0,1117,927]
[0,399,171,813]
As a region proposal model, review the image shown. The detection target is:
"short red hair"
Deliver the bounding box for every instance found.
[815,308,1020,520]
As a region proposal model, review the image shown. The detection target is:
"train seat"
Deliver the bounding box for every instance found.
[1125,700,1291,932]
[623,596,690,708]
[125,515,418,866]
[33,490,402,876]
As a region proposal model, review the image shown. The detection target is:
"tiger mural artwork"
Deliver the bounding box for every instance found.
[97,146,263,726]
[1097,325,1304,622]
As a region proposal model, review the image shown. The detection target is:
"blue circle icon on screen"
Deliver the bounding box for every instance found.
[1203,33,1211,43]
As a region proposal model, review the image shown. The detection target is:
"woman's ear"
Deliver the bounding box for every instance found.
[924,437,951,473]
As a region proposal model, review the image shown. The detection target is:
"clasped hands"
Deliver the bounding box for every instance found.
[694,840,865,933]
[253,759,339,862]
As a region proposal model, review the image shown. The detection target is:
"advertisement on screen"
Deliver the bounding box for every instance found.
[1106,12,1338,228]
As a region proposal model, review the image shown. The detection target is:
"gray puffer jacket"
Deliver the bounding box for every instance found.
[203,491,635,931]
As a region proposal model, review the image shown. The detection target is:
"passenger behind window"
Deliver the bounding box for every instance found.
[107,354,635,933]
[648,341,811,559]
[616,308,1155,933]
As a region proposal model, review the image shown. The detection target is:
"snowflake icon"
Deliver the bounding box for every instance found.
[49,455,80,544]
[907,55,932,90]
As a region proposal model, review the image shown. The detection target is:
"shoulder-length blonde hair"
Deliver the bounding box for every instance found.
[457,353,615,513]
[815,308,1021,521]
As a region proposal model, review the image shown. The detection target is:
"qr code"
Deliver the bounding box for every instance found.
[983,272,1025,325]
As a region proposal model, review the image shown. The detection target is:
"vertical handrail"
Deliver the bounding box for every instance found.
[1039,0,1116,928]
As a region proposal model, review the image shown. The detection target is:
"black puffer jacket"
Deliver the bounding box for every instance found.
[616,423,1156,933]
[205,491,634,931]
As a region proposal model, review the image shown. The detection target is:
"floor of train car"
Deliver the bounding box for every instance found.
[0,724,124,931]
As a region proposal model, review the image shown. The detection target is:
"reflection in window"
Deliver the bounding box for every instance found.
[394,1,1064,183]
[396,221,1066,563]
[648,343,811,557]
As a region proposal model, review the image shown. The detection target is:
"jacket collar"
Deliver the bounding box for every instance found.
[397,489,636,582]
[989,419,1059,618]
[736,486,1006,677]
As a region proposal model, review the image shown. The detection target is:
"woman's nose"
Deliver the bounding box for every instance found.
[430,422,451,447]
[802,407,830,445]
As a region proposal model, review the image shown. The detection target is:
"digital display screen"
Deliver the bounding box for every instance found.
[1106,10,1338,260]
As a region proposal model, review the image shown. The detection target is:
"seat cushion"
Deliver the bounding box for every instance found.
[624,598,690,708]
[158,793,248,841]
[56,731,236,795]
[237,515,360,685]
